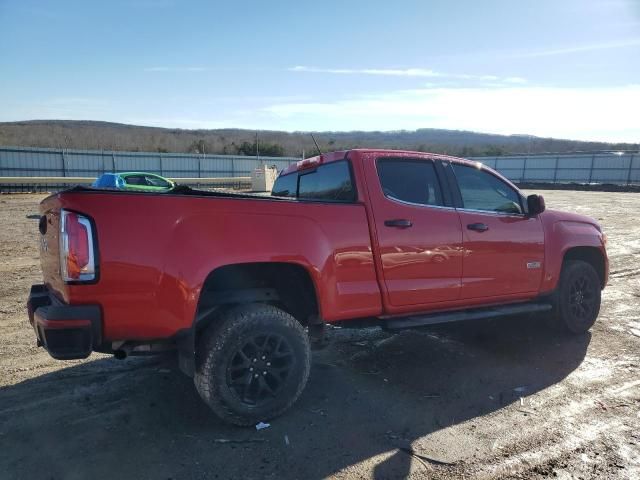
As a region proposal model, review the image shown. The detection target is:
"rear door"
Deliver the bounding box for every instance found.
[363,155,464,310]
[446,161,544,300]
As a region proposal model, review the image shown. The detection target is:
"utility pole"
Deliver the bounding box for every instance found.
[256,131,260,163]
[202,142,205,181]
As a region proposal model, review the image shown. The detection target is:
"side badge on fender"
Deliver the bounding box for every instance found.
[527,261,541,269]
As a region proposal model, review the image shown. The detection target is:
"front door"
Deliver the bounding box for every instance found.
[364,156,464,309]
[449,163,545,300]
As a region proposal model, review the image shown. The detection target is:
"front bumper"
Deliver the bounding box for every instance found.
[27,284,102,360]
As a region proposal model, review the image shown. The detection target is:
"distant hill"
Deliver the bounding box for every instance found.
[0,120,636,158]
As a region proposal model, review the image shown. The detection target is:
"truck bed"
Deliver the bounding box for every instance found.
[38,186,382,341]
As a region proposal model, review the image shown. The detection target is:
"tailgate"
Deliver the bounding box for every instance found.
[38,195,66,300]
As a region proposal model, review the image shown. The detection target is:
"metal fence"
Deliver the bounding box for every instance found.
[1,146,639,191]
[471,152,639,185]
[0,146,299,179]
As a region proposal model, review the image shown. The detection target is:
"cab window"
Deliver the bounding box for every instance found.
[377,158,444,206]
[452,164,522,214]
[298,161,355,202]
[272,160,356,202]
[271,172,297,197]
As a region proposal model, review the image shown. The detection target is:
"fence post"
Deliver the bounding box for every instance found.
[231,157,235,177]
[627,154,635,186]
[61,149,67,177]
[198,156,202,178]
[112,152,116,173]
[159,153,163,176]
[588,154,595,183]
[522,156,528,183]
[553,156,559,184]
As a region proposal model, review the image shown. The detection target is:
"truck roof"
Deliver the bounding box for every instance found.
[279,149,477,176]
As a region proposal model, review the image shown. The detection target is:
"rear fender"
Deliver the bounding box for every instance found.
[157,211,331,333]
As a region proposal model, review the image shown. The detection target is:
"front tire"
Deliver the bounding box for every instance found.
[552,260,601,334]
[194,304,311,426]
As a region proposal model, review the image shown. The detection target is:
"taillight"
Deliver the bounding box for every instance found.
[60,210,96,282]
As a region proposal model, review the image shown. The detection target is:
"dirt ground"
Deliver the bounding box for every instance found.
[1,191,639,480]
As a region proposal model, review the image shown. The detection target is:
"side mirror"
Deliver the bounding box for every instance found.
[527,194,546,215]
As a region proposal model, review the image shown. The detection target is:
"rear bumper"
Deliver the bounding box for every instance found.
[27,284,102,360]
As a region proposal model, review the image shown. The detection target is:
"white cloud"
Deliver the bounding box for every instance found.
[262,85,640,143]
[288,66,526,85]
[288,66,441,77]
[510,38,640,58]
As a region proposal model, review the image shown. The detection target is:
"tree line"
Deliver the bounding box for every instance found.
[0,120,636,158]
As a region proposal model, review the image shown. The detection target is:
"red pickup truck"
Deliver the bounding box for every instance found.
[28,149,608,425]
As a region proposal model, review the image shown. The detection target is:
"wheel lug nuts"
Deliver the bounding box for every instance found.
[254,374,259,378]
[266,362,271,366]
[249,367,253,371]
[261,356,266,360]
[263,371,267,375]
[253,358,257,362]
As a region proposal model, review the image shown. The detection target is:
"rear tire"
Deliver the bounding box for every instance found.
[194,304,311,426]
[551,260,601,334]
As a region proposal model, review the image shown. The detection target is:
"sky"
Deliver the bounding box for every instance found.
[1,0,639,142]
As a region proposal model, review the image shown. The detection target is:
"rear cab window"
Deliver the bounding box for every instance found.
[272,160,356,202]
[271,172,297,197]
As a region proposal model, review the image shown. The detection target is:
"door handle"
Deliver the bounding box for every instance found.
[467,223,489,232]
[384,219,413,228]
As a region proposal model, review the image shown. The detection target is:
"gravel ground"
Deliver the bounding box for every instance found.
[0,191,639,480]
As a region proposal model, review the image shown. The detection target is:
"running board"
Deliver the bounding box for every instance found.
[383,302,553,331]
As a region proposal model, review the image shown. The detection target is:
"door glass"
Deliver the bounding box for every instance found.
[452,164,522,214]
[377,159,444,206]
[124,175,146,185]
[144,175,170,187]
